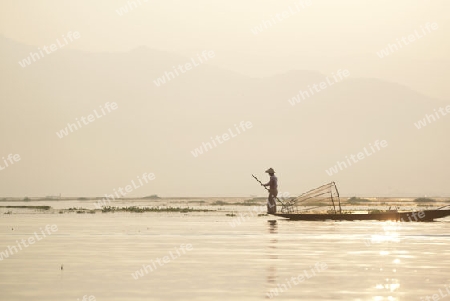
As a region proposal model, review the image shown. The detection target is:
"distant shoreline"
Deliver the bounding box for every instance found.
[0,196,449,201]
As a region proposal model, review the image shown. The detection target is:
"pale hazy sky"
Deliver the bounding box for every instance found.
[1,1,449,197]
[1,0,449,60]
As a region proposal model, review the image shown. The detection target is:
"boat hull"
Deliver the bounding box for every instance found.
[273,210,450,222]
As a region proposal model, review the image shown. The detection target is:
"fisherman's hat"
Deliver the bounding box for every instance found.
[265,168,275,173]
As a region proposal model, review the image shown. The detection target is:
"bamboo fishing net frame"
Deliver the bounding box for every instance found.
[282,182,341,214]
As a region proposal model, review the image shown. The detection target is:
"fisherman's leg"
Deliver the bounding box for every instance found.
[271,190,278,214]
[268,190,277,214]
[267,193,274,214]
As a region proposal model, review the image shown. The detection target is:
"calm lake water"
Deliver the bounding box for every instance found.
[1,202,450,301]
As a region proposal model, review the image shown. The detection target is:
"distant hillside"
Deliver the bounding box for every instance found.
[0,35,449,197]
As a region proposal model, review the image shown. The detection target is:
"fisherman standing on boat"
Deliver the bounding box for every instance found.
[262,168,278,214]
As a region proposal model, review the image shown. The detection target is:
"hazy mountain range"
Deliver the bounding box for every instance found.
[0,35,449,197]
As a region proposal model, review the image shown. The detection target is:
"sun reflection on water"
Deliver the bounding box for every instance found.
[369,222,402,301]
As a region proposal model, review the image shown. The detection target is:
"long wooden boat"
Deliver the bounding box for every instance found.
[272,182,450,222]
[273,209,450,222]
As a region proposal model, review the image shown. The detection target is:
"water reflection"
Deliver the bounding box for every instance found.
[2,210,449,301]
[371,222,401,301]
[266,220,278,298]
[268,220,278,234]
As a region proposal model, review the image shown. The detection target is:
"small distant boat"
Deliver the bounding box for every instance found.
[272,182,450,222]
